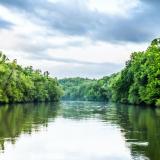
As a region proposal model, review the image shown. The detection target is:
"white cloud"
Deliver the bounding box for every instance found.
[88,0,140,16]
[0,0,154,78]
[49,41,147,64]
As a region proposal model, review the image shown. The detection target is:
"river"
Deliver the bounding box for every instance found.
[0,101,159,160]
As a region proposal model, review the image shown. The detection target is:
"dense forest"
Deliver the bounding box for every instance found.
[59,78,108,101]
[0,52,63,103]
[59,39,160,107]
[0,39,160,106]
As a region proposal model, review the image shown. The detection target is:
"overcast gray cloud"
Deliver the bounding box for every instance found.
[0,0,159,43]
[28,52,122,66]
[0,0,158,78]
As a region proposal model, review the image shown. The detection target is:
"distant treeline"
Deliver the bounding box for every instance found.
[0,52,63,103]
[59,39,160,107]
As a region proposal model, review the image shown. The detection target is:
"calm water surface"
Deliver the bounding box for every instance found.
[0,101,160,160]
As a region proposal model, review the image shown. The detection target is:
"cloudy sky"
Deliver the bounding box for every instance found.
[0,0,159,78]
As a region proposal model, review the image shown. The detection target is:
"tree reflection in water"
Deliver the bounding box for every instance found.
[0,101,160,160]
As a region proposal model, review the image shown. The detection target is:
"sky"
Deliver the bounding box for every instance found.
[0,0,159,78]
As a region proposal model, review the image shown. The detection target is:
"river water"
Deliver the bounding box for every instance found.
[0,101,159,160]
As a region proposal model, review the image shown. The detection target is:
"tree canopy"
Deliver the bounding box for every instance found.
[0,52,63,103]
[59,39,160,107]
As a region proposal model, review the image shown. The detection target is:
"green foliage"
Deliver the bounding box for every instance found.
[59,77,109,101]
[0,53,63,103]
[60,38,160,106]
[156,99,160,107]
[1,38,159,106]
